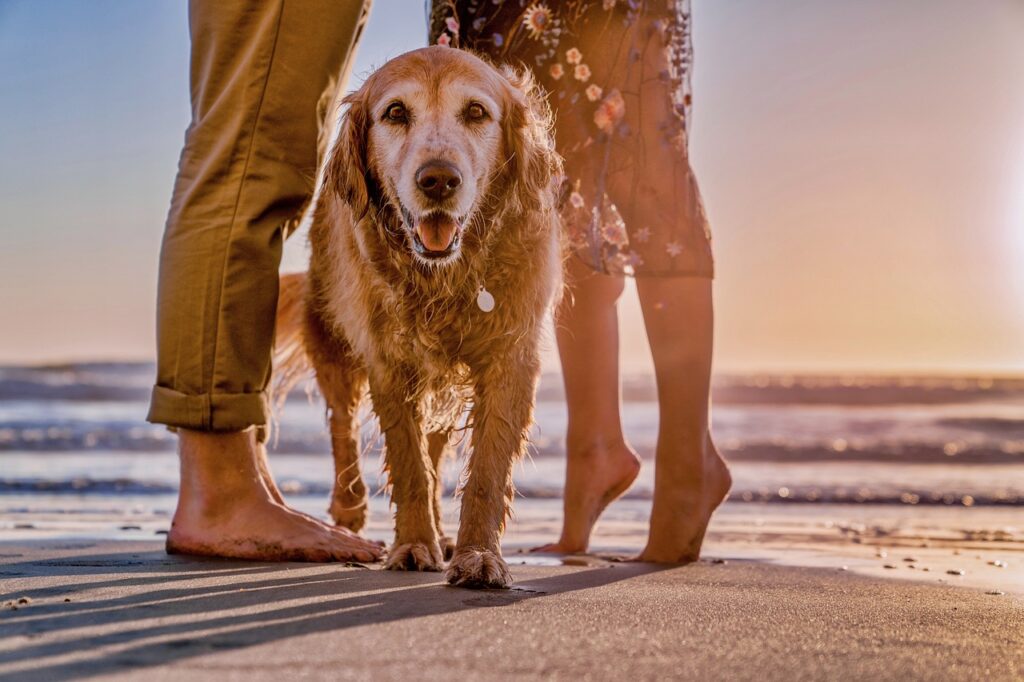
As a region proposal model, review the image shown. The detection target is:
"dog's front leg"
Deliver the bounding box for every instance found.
[446,354,539,589]
[370,369,444,571]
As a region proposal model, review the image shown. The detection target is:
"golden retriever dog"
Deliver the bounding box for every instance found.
[275,46,562,588]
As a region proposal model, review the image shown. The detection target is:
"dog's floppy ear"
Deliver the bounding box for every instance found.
[323,89,371,219]
[500,65,561,216]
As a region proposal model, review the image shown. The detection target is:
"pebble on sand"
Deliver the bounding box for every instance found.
[987,560,1007,568]
[985,591,1005,596]
[946,569,965,576]
[883,564,897,569]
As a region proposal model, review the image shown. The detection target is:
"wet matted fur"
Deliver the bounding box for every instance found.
[276,47,562,588]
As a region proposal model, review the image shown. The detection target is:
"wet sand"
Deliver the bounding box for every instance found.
[0,535,1021,681]
[4,495,1022,597]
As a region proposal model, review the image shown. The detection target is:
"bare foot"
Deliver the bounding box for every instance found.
[256,432,379,546]
[167,429,383,562]
[636,436,731,563]
[532,440,640,554]
[253,439,286,505]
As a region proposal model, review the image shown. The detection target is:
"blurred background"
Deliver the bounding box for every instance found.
[1,1,1022,547]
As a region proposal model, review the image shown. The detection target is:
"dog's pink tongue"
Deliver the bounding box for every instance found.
[415,214,458,252]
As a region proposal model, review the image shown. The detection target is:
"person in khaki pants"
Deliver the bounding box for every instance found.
[147,1,382,562]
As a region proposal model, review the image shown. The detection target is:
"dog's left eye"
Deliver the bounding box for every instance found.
[464,102,489,123]
[384,102,408,123]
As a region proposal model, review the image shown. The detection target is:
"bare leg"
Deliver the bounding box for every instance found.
[635,278,730,563]
[535,258,640,553]
[167,429,383,562]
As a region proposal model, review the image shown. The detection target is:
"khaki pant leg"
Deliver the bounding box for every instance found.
[148,0,371,432]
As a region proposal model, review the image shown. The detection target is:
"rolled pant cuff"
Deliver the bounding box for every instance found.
[147,385,269,432]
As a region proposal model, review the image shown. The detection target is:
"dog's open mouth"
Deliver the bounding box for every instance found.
[401,207,465,260]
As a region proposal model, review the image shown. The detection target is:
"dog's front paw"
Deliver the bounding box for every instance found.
[328,493,368,532]
[385,541,444,572]
[445,547,512,589]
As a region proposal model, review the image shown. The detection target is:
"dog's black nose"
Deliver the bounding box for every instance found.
[415,161,462,202]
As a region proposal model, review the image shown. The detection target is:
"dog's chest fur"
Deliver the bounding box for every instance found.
[309,199,559,388]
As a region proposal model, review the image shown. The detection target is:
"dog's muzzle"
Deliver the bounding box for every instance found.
[401,206,465,260]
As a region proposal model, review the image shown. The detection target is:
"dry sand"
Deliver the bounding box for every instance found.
[0,538,1022,682]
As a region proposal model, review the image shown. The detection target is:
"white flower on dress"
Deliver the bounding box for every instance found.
[568,191,585,209]
[585,84,603,101]
[445,16,460,33]
[522,3,554,39]
[666,241,684,257]
[565,47,583,65]
[574,64,591,82]
[549,63,565,80]
[634,226,652,243]
[437,33,451,46]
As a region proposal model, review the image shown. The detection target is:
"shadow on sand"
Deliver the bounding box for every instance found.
[0,548,664,681]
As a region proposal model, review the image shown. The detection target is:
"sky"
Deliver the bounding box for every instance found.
[1,0,1022,374]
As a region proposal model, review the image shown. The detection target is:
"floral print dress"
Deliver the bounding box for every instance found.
[429,0,713,278]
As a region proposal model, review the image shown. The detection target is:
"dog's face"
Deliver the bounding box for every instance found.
[367,57,503,264]
[326,47,554,267]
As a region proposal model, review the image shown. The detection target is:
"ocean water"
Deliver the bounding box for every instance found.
[1,363,1023,508]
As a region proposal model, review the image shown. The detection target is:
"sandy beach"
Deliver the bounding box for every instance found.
[3,366,1022,679]
[2,496,1023,681]
[0,537,1021,681]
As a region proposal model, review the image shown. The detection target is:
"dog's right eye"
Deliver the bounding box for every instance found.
[384,102,408,124]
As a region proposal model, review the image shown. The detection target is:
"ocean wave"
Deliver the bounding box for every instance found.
[2,420,1022,465]
[3,363,1023,406]
[0,478,176,495]
[1,477,1019,507]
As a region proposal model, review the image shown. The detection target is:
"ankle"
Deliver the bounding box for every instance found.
[177,429,267,514]
[565,434,632,459]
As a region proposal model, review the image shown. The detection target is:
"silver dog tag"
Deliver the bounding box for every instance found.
[476,286,495,313]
